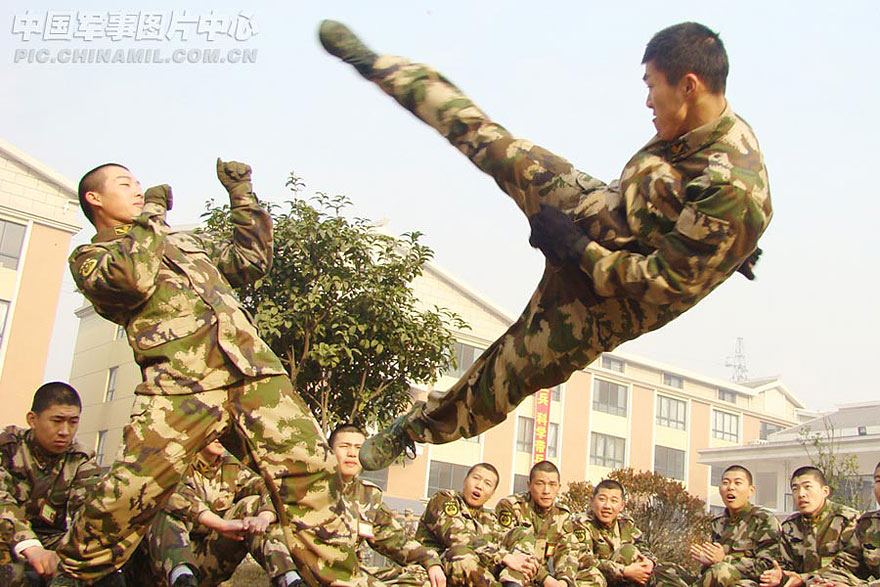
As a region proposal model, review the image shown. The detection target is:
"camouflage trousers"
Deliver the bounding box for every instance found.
[145,495,296,586]
[57,375,362,586]
[440,544,504,587]
[653,561,755,587]
[364,564,431,586]
[362,56,688,443]
[589,544,691,587]
[0,527,63,586]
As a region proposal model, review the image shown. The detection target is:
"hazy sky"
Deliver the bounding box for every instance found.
[3,0,878,412]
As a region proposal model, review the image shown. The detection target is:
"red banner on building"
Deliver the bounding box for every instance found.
[533,388,551,464]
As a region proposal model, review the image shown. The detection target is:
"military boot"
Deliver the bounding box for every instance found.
[359,413,417,471]
[318,20,378,76]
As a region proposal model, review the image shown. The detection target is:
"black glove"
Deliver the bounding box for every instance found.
[736,247,763,280]
[528,203,590,266]
[144,184,173,211]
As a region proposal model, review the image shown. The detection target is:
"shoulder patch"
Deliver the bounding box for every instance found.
[443,500,460,517]
[78,258,98,278]
[498,509,514,528]
[574,527,588,543]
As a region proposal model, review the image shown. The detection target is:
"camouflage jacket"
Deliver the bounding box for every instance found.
[571,510,652,581]
[780,499,859,578]
[344,478,441,570]
[416,489,508,568]
[0,426,101,551]
[577,104,772,308]
[495,492,580,586]
[68,189,285,396]
[824,509,880,583]
[163,452,275,531]
[710,503,781,581]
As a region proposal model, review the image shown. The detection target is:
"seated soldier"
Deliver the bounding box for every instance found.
[330,424,445,587]
[690,465,781,587]
[570,480,655,587]
[417,461,539,586]
[759,466,858,587]
[496,461,583,587]
[0,382,103,587]
[815,460,880,586]
[143,440,301,587]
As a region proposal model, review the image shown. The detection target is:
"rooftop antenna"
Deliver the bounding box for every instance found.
[725,337,748,382]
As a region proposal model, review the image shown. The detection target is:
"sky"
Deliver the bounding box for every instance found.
[2,0,878,412]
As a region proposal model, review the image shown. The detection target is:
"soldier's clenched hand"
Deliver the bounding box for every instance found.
[22,545,60,577]
[216,158,252,195]
[144,184,173,211]
[529,203,590,266]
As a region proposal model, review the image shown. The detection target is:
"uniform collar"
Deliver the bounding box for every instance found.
[803,500,831,525]
[726,501,753,522]
[193,452,223,475]
[92,223,135,243]
[644,102,735,162]
[24,429,63,468]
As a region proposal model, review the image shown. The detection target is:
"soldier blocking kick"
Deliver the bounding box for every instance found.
[318,20,771,471]
[54,161,361,586]
[0,383,102,587]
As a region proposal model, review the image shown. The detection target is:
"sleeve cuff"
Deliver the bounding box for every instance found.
[13,538,42,559]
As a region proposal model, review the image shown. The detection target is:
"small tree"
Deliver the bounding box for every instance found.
[560,469,711,570]
[798,417,864,510]
[201,175,467,433]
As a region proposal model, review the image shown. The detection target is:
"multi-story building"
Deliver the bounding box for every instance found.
[0,138,80,423]
[71,254,805,508]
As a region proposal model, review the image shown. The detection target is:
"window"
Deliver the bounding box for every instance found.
[601,355,625,373]
[0,220,26,270]
[760,421,784,440]
[427,460,470,497]
[590,433,625,469]
[360,467,389,491]
[858,426,867,436]
[550,385,561,402]
[654,446,686,480]
[656,395,687,430]
[593,379,627,417]
[114,324,125,341]
[463,434,481,444]
[446,341,483,378]
[663,373,683,389]
[713,410,740,442]
[513,474,529,494]
[547,423,559,458]
[516,416,534,453]
[718,389,736,403]
[710,465,726,486]
[104,367,118,402]
[0,300,9,349]
[95,430,107,466]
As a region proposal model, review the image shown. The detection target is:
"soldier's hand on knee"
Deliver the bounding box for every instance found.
[427,564,446,587]
[216,519,247,541]
[242,512,274,535]
[503,552,539,577]
[216,158,253,196]
[22,546,59,576]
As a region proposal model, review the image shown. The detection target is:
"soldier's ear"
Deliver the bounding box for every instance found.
[822,485,831,498]
[26,411,36,428]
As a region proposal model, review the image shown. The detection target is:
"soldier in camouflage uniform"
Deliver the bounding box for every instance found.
[688,466,781,587]
[816,461,880,586]
[54,161,360,587]
[0,383,103,587]
[140,440,300,587]
[330,425,445,587]
[758,466,858,587]
[495,461,583,587]
[318,21,772,471]
[571,480,656,587]
[417,461,539,586]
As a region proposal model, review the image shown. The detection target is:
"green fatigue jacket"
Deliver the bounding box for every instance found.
[571,510,652,582]
[344,478,441,570]
[417,489,509,568]
[710,503,781,582]
[780,499,859,580]
[0,426,102,555]
[496,492,580,586]
[68,192,285,396]
[163,451,276,527]
[824,509,880,584]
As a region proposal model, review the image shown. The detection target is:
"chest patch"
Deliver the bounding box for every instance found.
[444,500,460,517]
[498,510,514,528]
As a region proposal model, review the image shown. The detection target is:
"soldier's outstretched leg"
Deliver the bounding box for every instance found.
[442,545,503,587]
[319,21,657,470]
[145,512,200,586]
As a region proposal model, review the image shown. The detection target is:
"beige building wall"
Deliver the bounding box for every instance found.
[0,139,80,424]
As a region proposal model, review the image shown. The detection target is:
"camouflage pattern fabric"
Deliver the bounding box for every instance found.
[571,510,653,586]
[704,504,781,586]
[819,509,880,585]
[339,53,772,445]
[417,489,511,586]
[61,173,361,586]
[495,492,582,586]
[144,450,295,585]
[0,426,102,586]
[344,478,440,586]
[779,499,858,581]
